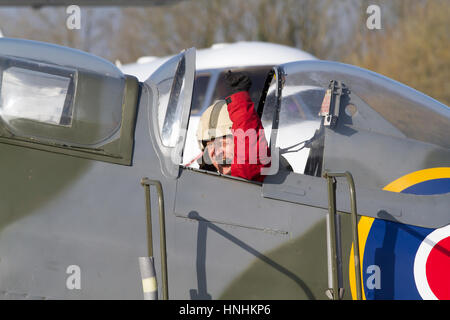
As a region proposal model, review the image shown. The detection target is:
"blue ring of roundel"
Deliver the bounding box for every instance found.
[362,178,450,300]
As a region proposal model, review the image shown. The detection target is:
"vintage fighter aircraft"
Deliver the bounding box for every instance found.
[0,38,448,300]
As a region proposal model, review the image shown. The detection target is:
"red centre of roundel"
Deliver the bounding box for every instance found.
[426,237,450,300]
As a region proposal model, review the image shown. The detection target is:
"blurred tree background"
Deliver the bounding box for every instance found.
[0,0,448,105]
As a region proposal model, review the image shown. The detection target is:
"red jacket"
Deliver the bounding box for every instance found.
[226,91,271,182]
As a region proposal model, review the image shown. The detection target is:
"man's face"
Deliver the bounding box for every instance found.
[206,135,234,175]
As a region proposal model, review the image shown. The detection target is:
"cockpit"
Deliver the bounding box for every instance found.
[171,58,450,189]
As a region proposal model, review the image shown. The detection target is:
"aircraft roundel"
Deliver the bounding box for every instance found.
[414,224,450,300]
[349,168,450,300]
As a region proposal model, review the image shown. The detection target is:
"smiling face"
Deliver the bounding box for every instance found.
[205,135,234,175]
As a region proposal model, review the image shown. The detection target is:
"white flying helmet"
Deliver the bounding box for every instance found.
[196,100,233,151]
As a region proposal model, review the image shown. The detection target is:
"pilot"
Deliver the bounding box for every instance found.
[195,71,271,182]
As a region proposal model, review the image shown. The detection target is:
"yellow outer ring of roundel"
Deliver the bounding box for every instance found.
[349,167,450,300]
